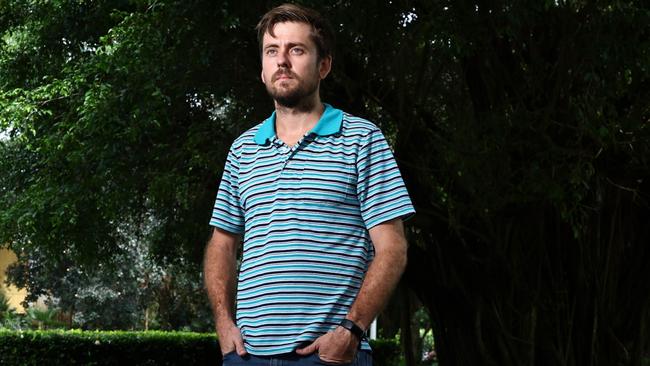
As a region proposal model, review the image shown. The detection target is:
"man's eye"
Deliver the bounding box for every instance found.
[266,49,277,56]
[291,48,304,55]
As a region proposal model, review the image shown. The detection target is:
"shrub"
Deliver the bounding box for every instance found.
[0,330,221,365]
[0,330,400,366]
[0,290,11,315]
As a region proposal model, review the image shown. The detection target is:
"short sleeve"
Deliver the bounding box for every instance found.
[356,128,415,229]
[210,147,245,234]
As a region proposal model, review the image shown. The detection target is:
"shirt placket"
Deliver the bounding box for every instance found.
[272,134,313,168]
[273,135,313,203]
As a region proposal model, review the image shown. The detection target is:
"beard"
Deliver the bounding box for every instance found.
[266,69,320,110]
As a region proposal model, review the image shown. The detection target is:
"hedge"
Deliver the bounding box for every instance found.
[0,330,220,365]
[0,330,400,365]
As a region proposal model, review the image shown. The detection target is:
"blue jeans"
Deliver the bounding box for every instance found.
[221,351,373,366]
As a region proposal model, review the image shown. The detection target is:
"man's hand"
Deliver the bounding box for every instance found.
[295,326,359,364]
[217,322,247,356]
[204,228,245,356]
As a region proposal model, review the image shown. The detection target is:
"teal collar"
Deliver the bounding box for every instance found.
[253,103,343,145]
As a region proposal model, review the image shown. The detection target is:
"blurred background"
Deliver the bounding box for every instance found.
[0,1,648,365]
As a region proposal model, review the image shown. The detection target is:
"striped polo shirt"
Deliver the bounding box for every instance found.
[210,103,415,355]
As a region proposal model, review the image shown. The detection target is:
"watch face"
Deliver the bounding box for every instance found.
[340,319,364,339]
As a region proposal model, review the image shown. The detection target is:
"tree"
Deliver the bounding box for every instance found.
[1,1,649,365]
[328,2,650,365]
[0,0,260,331]
[6,226,213,331]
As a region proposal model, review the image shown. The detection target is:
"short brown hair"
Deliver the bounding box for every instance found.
[256,3,334,60]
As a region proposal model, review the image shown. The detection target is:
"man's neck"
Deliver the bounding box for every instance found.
[274,96,324,145]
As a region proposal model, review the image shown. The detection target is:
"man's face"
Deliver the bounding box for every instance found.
[261,21,331,108]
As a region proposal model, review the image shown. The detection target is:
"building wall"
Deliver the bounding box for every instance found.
[0,248,27,313]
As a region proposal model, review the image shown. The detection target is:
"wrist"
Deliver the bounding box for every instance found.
[339,318,366,341]
[216,317,236,332]
[343,311,368,331]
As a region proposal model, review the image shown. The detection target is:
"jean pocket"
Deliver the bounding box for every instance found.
[222,351,238,361]
[222,351,245,366]
[314,353,352,366]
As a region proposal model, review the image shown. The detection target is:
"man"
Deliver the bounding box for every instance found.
[204,4,415,365]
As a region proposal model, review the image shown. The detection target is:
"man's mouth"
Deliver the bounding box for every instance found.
[274,72,294,81]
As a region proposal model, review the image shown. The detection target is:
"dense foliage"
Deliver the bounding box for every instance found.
[0,330,221,365]
[0,330,400,366]
[0,1,648,365]
[0,0,243,331]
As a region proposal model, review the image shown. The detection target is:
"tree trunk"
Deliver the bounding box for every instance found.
[403,185,650,366]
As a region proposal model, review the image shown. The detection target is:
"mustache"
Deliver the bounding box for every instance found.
[272,70,297,82]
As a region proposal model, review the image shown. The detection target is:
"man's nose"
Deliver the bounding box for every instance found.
[277,49,290,68]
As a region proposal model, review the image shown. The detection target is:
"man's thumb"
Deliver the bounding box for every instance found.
[235,338,248,356]
[295,341,318,355]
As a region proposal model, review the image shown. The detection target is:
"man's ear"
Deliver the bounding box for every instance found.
[261,70,266,83]
[319,55,332,80]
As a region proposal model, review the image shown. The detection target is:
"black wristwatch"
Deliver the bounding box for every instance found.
[339,319,365,341]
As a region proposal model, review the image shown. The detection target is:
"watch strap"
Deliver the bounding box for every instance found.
[339,319,365,340]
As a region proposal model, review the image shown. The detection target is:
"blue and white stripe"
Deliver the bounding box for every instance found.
[210,104,415,355]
